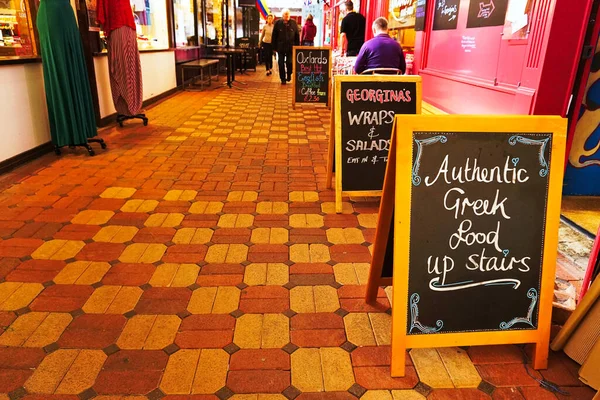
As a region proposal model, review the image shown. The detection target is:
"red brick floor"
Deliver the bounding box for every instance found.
[0,73,596,399]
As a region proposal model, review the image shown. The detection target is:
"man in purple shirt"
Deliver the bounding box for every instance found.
[354,17,406,75]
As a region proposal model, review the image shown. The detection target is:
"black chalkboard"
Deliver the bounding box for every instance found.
[433,0,459,31]
[339,80,418,192]
[415,0,427,31]
[293,47,331,105]
[466,0,508,28]
[406,131,552,334]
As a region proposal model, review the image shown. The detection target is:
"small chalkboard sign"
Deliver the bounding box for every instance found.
[433,0,460,30]
[367,115,567,378]
[333,75,421,213]
[292,46,332,108]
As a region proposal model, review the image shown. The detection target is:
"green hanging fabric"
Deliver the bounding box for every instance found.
[37,0,98,147]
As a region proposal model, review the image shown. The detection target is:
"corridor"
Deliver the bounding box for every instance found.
[0,75,592,400]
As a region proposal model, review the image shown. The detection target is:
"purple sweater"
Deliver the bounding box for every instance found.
[354,34,406,74]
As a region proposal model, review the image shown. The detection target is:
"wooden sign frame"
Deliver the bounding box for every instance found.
[373,115,567,377]
[328,75,422,213]
[292,46,332,109]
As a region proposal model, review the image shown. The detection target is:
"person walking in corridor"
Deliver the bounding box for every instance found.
[260,14,275,76]
[301,14,317,46]
[272,9,300,84]
[340,1,365,56]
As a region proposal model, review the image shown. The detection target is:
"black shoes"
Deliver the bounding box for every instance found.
[281,81,287,85]
[287,76,292,82]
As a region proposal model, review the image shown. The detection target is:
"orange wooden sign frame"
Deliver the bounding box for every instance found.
[367,115,567,377]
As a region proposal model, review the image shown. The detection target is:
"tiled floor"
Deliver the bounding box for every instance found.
[0,72,596,400]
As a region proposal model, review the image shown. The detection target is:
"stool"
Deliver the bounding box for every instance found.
[181,59,220,91]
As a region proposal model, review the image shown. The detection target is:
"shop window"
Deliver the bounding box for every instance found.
[205,0,223,45]
[196,0,203,44]
[173,0,195,46]
[97,0,170,51]
[0,0,37,58]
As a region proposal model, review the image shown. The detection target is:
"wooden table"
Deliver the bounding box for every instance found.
[214,48,249,88]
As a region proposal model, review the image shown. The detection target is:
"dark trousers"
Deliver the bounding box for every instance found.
[278,50,292,82]
[262,43,273,70]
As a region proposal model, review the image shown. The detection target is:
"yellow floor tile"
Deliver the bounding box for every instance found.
[290,286,315,313]
[0,282,21,305]
[261,314,289,349]
[55,350,106,394]
[410,348,454,388]
[121,199,158,213]
[71,210,114,225]
[24,313,72,348]
[106,287,142,314]
[205,244,228,264]
[309,244,330,263]
[31,240,85,260]
[24,349,79,394]
[0,283,44,311]
[320,347,355,391]
[189,201,223,214]
[321,202,354,214]
[119,244,166,263]
[333,264,359,285]
[164,190,197,201]
[362,391,393,400]
[266,263,289,286]
[144,315,181,350]
[269,228,289,244]
[192,349,229,394]
[391,391,426,400]
[145,213,184,228]
[291,348,324,392]
[54,261,110,285]
[289,191,319,202]
[212,287,240,314]
[289,244,310,263]
[256,202,288,214]
[250,228,270,244]
[234,314,263,349]
[82,286,119,314]
[83,286,142,314]
[161,349,201,394]
[93,226,138,243]
[327,228,365,244]
[358,214,379,228]
[437,347,482,388]
[0,312,47,346]
[227,191,258,202]
[244,263,267,285]
[117,315,155,350]
[188,287,218,314]
[369,313,392,346]
[150,263,199,287]
[314,286,340,313]
[218,214,254,228]
[100,187,136,199]
[344,313,376,346]
[173,228,213,244]
[226,244,249,263]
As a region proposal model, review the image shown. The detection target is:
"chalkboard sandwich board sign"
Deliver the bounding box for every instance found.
[292,46,332,109]
[367,115,567,377]
[332,75,422,213]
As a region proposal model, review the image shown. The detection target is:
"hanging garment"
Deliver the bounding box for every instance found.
[36,0,97,147]
[107,26,143,116]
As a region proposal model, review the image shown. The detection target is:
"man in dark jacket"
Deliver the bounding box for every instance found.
[271,9,300,84]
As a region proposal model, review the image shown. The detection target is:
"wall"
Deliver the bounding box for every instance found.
[418,0,591,115]
[0,64,51,163]
[94,50,177,118]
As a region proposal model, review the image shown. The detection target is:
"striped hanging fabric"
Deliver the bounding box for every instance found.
[256,0,271,19]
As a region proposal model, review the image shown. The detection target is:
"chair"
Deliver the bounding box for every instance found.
[360,68,403,75]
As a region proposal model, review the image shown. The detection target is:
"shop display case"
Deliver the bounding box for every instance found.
[0,0,37,58]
